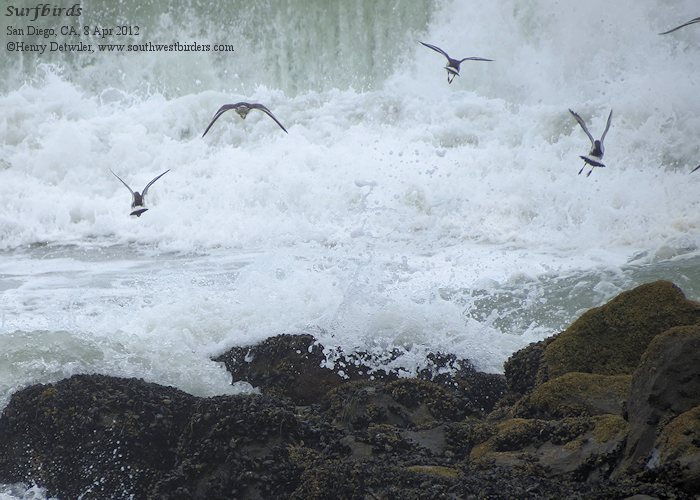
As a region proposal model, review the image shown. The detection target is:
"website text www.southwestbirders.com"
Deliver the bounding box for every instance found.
[101,41,234,52]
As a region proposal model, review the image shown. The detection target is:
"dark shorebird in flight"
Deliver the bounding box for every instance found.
[569,109,613,177]
[111,169,170,217]
[202,102,288,137]
[659,17,700,35]
[420,41,493,84]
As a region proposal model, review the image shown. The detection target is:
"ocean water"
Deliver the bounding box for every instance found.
[1,1,700,491]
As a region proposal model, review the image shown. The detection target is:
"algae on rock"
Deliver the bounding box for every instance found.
[541,281,700,381]
[513,372,631,419]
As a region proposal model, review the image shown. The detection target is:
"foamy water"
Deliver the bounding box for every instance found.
[2,0,700,453]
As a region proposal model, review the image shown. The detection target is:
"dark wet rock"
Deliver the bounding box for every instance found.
[387,378,468,424]
[323,379,466,432]
[654,405,700,492]
[540,281,700,382]
[322,379,466,460]
[513,372,631,419]
[212,333,346,405]
[0,368,691,500]
[0,374,196,499]
[287,455,654,500]
[416,352,508,415]
[499,282,700,496]
[213,334,507,414]
[150,395,309,499]
[445,417,497,460]
[2,281,699,499]
[468,415,628,480]
[503,337,554,395]
[618,325,700,482]
[502,280,700,397]
[288,457,460,500]
[212,333,419,406]
[292,456,688,500]
[0,374,340,500]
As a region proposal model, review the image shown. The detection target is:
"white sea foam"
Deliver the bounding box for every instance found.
[1,0,700,433]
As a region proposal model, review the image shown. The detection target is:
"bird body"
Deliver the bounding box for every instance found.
[111,169,170,217]
[569,109,613,177]
[420,41,492,84]
[579,153,606,169]
[202,102,288,137]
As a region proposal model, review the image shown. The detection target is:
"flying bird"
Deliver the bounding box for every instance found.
[659,17,700,35]
[202,102,288,137]
[569,108,613,177]
[690,165,700,173]
[111,169,170,217]
[420,41,493,84]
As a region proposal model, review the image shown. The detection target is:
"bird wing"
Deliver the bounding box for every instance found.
[691,164,700,174]
[250,103,288,133]
[459,57,493,62]
[569,109,595,146]
[202,103,246,137]
[600,109,613,143]
[141,169,170,198]
[110,170,134,196]
[659,17,700,35]
[420,41,450,60]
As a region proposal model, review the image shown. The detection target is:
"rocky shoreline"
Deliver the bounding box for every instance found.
[1,280,699,499]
